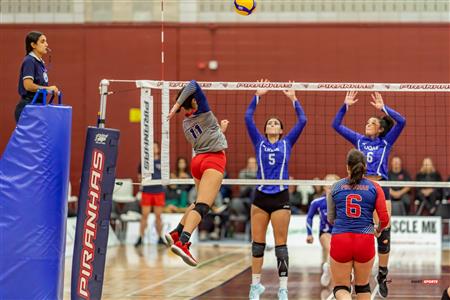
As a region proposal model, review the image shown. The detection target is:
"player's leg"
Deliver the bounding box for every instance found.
[353,259,374,300]
[319,232,332,286]
[153,203,165,244]
[330,233,353,300]
[353,233,376,300]
[136,204,151,247]
[249,202,270,300]
[330,258,353,300]
[165,183,198,246]
[171,166,224,266]
[374,186,392,298]
[270,205,291,300]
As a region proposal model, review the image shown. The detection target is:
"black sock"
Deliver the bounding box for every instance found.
[379,266,388,277]
[173,223,184,235]
[180,231,191,244]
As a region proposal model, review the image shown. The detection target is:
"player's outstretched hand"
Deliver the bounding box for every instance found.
[370,92,385,110]
[344,91,358,106]
[255,78,270,96]
[282,80,297,102]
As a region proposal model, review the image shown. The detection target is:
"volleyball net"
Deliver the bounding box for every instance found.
[98,79,450,191]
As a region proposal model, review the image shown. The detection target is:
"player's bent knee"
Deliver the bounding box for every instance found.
[252,242,266,258]
[355,283,371,294]
[193,202,210,219]
[333,285,351,297]
[275,245,289,277]
[377,227,391,254]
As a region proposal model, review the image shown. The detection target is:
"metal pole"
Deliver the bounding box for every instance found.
[98,79,110,128]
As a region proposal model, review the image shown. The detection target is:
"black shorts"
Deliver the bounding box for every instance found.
[378,179,391,200]
[252,189,290,215]
[319,230,331,238]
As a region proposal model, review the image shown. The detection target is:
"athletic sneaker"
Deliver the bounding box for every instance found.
[277,288,288,300]
[134,236,142,248]
[249,283,265,300]
[377,273,388,298]
[171,241,198,266]
[157,237,166,245]
[164,231,179,246]
[320,262,331,286]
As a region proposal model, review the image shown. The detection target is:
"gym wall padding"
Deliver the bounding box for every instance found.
[0,104,72,300]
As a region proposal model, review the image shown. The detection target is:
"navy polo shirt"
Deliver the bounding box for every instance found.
[18,52,48,100]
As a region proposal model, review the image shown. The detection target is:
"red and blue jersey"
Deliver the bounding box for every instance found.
[332,104,405,179]
[328,178,389,235]
[306,196,333,235]
[245,95,307,194]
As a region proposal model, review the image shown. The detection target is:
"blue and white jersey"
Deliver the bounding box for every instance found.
[245,95,307,194]
[306,196,333,235]
[332,104,406,180]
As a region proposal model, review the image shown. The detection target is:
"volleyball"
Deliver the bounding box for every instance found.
[234,0,256,16]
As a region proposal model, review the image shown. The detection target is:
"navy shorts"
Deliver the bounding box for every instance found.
[252,189,290,215]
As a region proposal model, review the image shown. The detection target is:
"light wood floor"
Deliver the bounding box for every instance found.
[64,245,449,300]
[63,244,251,300]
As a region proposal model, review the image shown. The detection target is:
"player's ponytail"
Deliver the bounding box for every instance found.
[347,149,366,186]
[175,87,196,113]
[378,115,394,137]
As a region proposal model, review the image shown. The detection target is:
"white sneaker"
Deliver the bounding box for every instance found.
[278,288,288,300]
[249,283,265,300]
[320,262,331,286]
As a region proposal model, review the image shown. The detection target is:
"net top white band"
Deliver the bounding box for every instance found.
[105,80,450,92]
[142,178,450,188]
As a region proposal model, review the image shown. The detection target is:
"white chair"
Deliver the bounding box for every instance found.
[112,178,141,242]
[112,178,135,203]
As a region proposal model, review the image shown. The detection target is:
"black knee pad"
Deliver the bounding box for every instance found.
[193,202,210,219]
[355,283,371,294]
[252,242,266,258]
[275,245,289,277]
[333,286,351,297]
[377,227,391,254]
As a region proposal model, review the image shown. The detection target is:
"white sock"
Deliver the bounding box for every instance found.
[279,276,288,289]
[252,274,261,285]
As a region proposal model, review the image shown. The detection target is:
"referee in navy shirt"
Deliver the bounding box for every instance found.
[15,31,59,122]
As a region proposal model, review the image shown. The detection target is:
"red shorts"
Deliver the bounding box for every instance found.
[191,151,227,180]
[330,233,375,263]
[141,192,165,207]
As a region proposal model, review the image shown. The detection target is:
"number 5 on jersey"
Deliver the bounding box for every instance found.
[268,153,275,165]
[346,194,362,218]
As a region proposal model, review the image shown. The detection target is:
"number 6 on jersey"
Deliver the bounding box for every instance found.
[346,194,362,218]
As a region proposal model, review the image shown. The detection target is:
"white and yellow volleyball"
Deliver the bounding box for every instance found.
[234,0,256,16]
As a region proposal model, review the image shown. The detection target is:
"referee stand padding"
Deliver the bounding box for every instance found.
[0,101,72,300]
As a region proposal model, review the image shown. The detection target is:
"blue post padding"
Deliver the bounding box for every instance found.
[71,127,120,300]
[0,104,72,300]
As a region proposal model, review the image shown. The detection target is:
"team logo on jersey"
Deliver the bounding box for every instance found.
[43,72,48,82]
